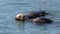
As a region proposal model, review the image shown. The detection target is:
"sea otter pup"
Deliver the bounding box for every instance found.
[15,11,48,21]
[30,17,53,24]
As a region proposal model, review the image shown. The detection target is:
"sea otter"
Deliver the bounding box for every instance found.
[15,11,48,20]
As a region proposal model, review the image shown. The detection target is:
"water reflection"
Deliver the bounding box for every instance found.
[15,20,25,33]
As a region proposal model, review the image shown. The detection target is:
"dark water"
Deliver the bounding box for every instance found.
[0,0,60,34]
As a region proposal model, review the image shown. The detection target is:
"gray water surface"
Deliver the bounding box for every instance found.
[0,0,60,34]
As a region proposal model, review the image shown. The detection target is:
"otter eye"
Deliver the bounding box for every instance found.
[19,16,21,17]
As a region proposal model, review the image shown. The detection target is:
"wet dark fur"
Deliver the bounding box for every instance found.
[31,18,53,24]
[26,11,48,19]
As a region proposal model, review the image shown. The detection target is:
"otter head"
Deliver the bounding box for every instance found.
[15,14,25,21]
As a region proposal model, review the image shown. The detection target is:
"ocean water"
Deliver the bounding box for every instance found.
[0,0,60,34]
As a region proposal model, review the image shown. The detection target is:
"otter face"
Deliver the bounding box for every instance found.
[15,14,25,21]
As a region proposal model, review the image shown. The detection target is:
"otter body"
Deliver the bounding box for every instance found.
[25,11,48,19]
[31,18,52,24]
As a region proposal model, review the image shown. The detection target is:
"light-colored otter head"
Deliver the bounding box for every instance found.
[15,14,25,21]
